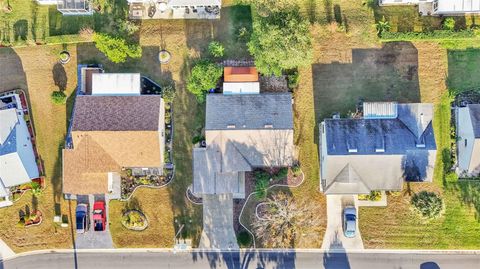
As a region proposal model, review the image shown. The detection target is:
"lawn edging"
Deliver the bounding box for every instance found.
[238,171,305,248]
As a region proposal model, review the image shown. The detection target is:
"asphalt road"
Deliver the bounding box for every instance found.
[2,250,480,269]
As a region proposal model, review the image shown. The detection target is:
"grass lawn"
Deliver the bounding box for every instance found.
[447,48,480,92]
[0,45,78,252]
[0,0,50,45]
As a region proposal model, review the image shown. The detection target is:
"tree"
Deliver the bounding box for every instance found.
[252,192,322,248]
[186,60,222,102]
[248,10,313,76]
[208,41,225,58]
[93,33,142,63]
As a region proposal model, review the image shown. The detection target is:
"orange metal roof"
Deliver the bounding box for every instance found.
[224,67,259,82]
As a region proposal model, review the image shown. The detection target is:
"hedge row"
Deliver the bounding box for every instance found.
[380,29,478,41]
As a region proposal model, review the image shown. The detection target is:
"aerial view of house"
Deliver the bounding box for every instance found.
[320,102,436,195]
[2,0,480,267]
[456,104,480,177]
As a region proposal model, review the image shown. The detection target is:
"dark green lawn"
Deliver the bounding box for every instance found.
[447,48,480,93]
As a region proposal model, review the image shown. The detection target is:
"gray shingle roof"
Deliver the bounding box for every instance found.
[72,95,161,131]
[469,104,480,138]
[325,118,436,155]
[205,93,293,130]
[397,103,433,139]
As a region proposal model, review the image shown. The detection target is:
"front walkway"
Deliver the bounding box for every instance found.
[321,195,364,250]
[199,193,239,250]
[0,237,15,260]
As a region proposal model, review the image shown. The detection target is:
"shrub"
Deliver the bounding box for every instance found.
[122,211,146,228]
[443,17,456,31]
[237,230,252,247]
[191,135,205,145]
[162,83,176,103]
[208,41,225,58]
[411,191,444,219]
[286,69,300,89]
[237,26,250,42]
[273,167,288,180]
[51,91,67,105]
[93,33,142,63]
[186,60,222,102]
[376,17,391,36]
[292,165,302,177]
[254,171,271,199]
[358,191,382,201]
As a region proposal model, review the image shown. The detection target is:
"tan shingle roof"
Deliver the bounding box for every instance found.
[63,135,120,194]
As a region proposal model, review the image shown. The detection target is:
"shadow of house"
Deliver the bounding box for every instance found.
[323,237,351,269]
[191,250,297,269]
[312,42,421,122]
[447,48,480,93]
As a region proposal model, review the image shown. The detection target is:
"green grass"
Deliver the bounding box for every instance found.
[447,48,480,93]
[0,0,50,45]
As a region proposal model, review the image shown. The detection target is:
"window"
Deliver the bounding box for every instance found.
[465,139,468,147]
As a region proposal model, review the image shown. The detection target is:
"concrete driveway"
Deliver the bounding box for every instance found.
[321,195,364,250]
[199,193,239,250]
[74,195,114,249]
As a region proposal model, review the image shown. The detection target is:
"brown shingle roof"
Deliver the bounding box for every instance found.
[71,95,161,131]
[71,131,162,167]
[63,135,121,194]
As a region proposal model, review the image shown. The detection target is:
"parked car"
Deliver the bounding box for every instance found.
[343,206,356,238]
[75,203,88,234]
[93,201,106,231]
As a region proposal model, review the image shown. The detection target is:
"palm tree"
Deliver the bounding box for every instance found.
[376,17,391,36]
[31,182,42,197]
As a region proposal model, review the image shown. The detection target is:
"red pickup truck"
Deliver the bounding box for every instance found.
[93,201,106,231]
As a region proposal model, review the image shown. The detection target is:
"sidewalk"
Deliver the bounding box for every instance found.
[0,237,15,260]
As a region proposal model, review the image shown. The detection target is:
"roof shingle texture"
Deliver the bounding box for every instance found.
[205,93,293,130]
[72,95,161,131]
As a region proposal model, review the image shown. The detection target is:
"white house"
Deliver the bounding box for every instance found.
[379,0,480,16]
[456,104,480,177]
[0,95,39,207]
[36,0,93,15]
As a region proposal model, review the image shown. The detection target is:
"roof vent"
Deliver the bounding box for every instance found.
[227,124,236,129]
[375,134,385,153]
[264,124,273,128]
[347,138,358,153]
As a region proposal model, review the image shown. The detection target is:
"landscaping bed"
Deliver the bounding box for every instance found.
[121,169,172,200]
[122,210,148,231]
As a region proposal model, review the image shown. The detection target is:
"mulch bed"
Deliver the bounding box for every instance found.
[232,168,304,234]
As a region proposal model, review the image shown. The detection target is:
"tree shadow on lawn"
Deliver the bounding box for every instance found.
[312,41,421,124]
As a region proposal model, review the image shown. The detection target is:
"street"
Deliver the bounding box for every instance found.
[2,249,480,269]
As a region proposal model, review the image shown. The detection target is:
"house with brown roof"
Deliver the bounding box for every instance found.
[62,74,165,197]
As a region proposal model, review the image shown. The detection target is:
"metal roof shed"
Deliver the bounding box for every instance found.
[91,73,141,96]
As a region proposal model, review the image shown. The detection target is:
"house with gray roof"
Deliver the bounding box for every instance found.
[379,0,480,16]
[0,94,39,208]
[320,102,437,195]
[192,93,295,199]
[456,104,480,176]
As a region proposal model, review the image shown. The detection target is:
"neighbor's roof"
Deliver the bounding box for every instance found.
[0,108,18,145]
[205,93,293,130]
[71,95,161,132]
[437,0,480,13]
[0,111,39,189]
[468,104,480,138]
[224,67,259,82]
[91,73,141,96]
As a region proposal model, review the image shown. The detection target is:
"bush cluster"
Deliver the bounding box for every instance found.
[186,60,222,102]
[51,91,67,105]
[411,191,444,219]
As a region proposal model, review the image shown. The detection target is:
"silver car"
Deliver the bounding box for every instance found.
[343,206,356,238]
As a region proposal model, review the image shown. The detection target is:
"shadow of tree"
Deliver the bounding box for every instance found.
[13,20,28,41]
[53,63,68,92]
